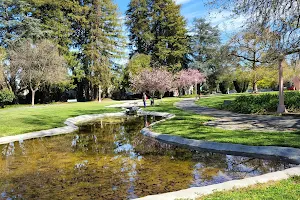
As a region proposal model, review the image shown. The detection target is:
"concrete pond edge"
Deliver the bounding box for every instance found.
[1,110,300,200]
[138,119,300,199]
[0,110,174,145]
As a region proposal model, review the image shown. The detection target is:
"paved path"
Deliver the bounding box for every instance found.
[175,99,300,132]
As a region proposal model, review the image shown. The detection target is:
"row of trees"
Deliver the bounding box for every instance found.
[0,0,125,105]
[0,0,299,112]
[208,0,300,113]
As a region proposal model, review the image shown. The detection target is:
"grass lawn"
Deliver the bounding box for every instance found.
[196,93,248,109]
[146,98,300,148]
[0,99,121,137]
[1,96,300,148]
[198,176,300,200]
[197,92,279,110]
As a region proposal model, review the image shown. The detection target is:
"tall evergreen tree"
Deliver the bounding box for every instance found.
[190,18,222,91]
[126,0,153,55]
[84,0,125,101]
[0,0,46,47]
[126,0,189,71]
[151,0,188,71]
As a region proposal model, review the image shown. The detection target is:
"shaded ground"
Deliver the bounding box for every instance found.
[176,99,300,132]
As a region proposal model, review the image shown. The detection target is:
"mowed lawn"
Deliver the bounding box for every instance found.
[146,98,300,148]
[1,96,300,148]
[199,176,300,200]
[196,92,278,110]
[0,99,120,137]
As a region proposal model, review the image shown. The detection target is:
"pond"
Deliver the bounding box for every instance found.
[0,115,295,199]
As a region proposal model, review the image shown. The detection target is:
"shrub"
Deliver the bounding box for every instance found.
[233,80,249,93]
[0,89,15,108]
[219,81,230,94]
[225,91,300,114]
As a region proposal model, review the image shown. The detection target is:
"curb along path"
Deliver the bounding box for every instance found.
[175,99,300,132]
[139,120,300,199]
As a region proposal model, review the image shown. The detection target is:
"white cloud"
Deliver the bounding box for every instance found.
[208,10,246,33]
[174,0,192,5]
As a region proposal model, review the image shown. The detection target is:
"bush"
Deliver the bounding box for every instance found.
[219,81,230,94]
[0,89,15,108]
[225,91,300,114]
[233,80,249,93]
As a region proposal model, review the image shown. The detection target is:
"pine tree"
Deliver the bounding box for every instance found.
[151,0,188,71]
[190,18,222,92]
[84,0,125,102]
[126,0,153,55]
[126,0,189,71]
[0,0,46,47]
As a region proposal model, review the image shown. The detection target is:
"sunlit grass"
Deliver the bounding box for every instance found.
[198,176,300,200]
[146,97,300,148]
[0,99,120,137]
[196,92,279,109]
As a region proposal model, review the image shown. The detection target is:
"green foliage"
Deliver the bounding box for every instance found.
[0,47,6,86]
[225,92,300,114]
[126,0,153,55]
[219,81,230,94]
[0,0,47,47]
[233,80,249,93]
[127,54,151,76]
[126,0,189,70]
[0,89,15,105]
[85,0,125,97]
[190,18,225,92]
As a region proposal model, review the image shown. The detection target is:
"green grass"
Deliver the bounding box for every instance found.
[146,98,300,148]
[1,96,300,148]
[199,176,300,200]
[196,92,278,110]
[0,99,120,137]
[196,93,247,109]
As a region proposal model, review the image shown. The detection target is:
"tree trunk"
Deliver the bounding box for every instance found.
[31,89,36,107]
[195,83,197,95]
[98,85,102,102]
[252,81,258,93]
[277,58,287,113]
[252,54,258,93]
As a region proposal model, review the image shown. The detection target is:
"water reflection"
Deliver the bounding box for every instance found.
[0,116,295,200]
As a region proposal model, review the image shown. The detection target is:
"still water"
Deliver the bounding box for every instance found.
[0,116,294,200]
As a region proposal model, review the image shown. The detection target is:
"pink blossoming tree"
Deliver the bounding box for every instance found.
[293,76,300,91]
[175,69,205,95]
[130,68,173,99]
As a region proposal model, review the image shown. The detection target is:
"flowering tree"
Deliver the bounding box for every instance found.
[130,68,173,99]
[293,76,300,91]
[175,69,205,95]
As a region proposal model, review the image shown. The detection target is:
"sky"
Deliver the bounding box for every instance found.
[114,0,245,42]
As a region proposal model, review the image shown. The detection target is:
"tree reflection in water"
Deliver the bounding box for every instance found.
[0,116,295,199]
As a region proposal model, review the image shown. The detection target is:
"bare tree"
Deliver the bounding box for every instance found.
[229,28,271,93]
[208,0,300,113]
[9,40,67,106]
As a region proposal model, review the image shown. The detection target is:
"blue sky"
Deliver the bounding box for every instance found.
[114,0,245,42]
